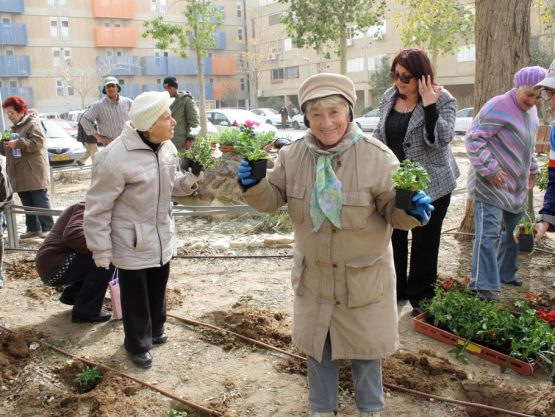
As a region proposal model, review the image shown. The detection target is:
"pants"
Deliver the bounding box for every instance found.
[44,252,112,316]
[118,263,169,354]
[393,193,451,307]
[307,333,384,413]
[79,142,98,164]
[18,189,54,233]
[469,201,522,292]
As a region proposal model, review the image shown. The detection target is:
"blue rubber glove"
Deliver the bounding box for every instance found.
[237,159,257,186]
[410,191,434,222]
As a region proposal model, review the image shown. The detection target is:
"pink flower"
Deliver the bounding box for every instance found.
[244,120,260,128]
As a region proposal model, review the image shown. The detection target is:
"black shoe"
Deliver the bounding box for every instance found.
[71,308,111,323]
[128,351,152,368]
[505,280,523,287]
[59,293,76,306]
[152,333,168,345]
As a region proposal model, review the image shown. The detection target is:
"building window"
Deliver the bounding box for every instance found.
[284,38,292,51]
[151,0,157,12]
[1,17,11,24]
[271,68,284,81]
[285,66,299,79]
[5,49,13,56]
[53,48,71,67]
[347,58,364,73]
[269,12,282,26]
[61,18,69,37]
[367,20,386,40]
[52,48,61,66]
[367,54,386,71]
[347,26,363,40]
[49,0,68,5]
[236,2,243,17]
[8,80,17,88]
[457,44,475,62]
[237,27,243,41]
[56,79,64,97]
[240,78,246,91]
[49,18,58,37]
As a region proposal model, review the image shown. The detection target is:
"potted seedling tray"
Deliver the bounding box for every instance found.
[413,312,540,376]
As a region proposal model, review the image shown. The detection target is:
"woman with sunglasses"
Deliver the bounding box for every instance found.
[373,48,459,316]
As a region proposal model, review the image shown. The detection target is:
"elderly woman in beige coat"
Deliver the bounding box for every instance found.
[237,74,433,417]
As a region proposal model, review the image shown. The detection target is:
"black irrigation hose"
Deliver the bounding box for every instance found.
[164,313,537,417]
[0,323,223,417]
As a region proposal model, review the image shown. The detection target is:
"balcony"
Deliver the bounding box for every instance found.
[142,83,164,92]
[0,0,24,13]
[92,0,135,19]
[142,56,211,76]
[119,84,141,99]
[96,56,141,76]
[213,32,226,50]
[0,55,30,77]
[213,80,239,100]
[181,82,214,100]
[0,23,27,45]
[94,27,137,48]
[0,86,33,106]
[211,56,236,76]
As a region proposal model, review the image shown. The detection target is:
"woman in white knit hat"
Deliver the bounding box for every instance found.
[84,91,200,368]
[238,73,434,417]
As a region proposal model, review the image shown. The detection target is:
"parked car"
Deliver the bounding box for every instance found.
[206,109,278,134]
[251,108,289,127]
[291,113,306,130]
[353,109,380,132]
[42,119,86,166]
[455,107,474,135]
[190,120,218,137]
[56,119,78,139]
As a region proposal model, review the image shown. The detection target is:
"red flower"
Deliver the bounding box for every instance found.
[244,120,260,128]
[525,293,541,305]
[443,279,454,290]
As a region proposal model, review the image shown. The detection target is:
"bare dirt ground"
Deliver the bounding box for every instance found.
[0,137,554,417]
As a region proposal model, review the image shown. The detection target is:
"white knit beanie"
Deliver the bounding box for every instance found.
[129,91,172,131]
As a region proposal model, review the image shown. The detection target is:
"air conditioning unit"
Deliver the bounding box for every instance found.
[346,38,353,46]
[267,54,276,61]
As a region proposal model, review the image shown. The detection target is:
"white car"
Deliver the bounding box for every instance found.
[455,107,474,135]
[354,109,380,132]
[206,108,278,134]
[42,119,86,167]
[190,120,218,137]
[251,108,288,127]
[291,114,306,130]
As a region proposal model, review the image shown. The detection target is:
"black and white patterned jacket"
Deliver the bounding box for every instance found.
[373,87,460,201]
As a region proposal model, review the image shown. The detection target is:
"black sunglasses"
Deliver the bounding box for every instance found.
[391,72,414,84]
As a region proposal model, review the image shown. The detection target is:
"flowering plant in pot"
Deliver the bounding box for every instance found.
[392,160,430,210]
[2,129,12,141]
[420,286,555,370]
[179,136,222,175]
[234,120,274,181]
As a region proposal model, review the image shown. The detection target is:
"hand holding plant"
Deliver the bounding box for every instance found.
[234,120,273,162]
[392,160,430,191]
[180,136,223,174]
[2,129,11,142]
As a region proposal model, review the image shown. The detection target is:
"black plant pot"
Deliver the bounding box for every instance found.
[395,188,416,211]
[518,234,534,253]
[248,159,268,181]
[180,157,203,176]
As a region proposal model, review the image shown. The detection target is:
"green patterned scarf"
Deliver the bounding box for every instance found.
[305,123,363,232]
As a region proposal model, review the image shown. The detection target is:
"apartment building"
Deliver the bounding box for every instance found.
[0,0,250,113]
[249,0,554,115]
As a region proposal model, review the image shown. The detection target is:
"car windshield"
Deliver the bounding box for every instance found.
[43,121,70,138]
[220,110,262,125]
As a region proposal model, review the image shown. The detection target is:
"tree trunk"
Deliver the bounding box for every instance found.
[456,0,532,240]
[196,51,208,137]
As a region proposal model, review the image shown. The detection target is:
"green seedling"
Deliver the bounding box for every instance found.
[74,366,102,393]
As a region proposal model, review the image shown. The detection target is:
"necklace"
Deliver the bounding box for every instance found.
[400,98,417,113]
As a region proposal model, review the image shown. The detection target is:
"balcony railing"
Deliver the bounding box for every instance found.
[92,0,135,19]
[141,56,211,76]
[0,55,30,76]
[96,56,141,76]
[0,23,27,45]
[119,84,141,99]
[0,0,24,13]
[94,27,137,48]
[0,86,33,106]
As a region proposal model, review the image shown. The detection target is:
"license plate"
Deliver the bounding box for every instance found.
[51,155,70,161]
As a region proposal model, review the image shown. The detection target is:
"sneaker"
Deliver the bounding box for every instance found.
[504,279,523,286]
[19,231,42,239]
[470,289,498,301]
[128,351,152,369]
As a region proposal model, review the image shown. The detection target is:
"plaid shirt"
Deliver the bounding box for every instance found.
[374,87,460,201]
